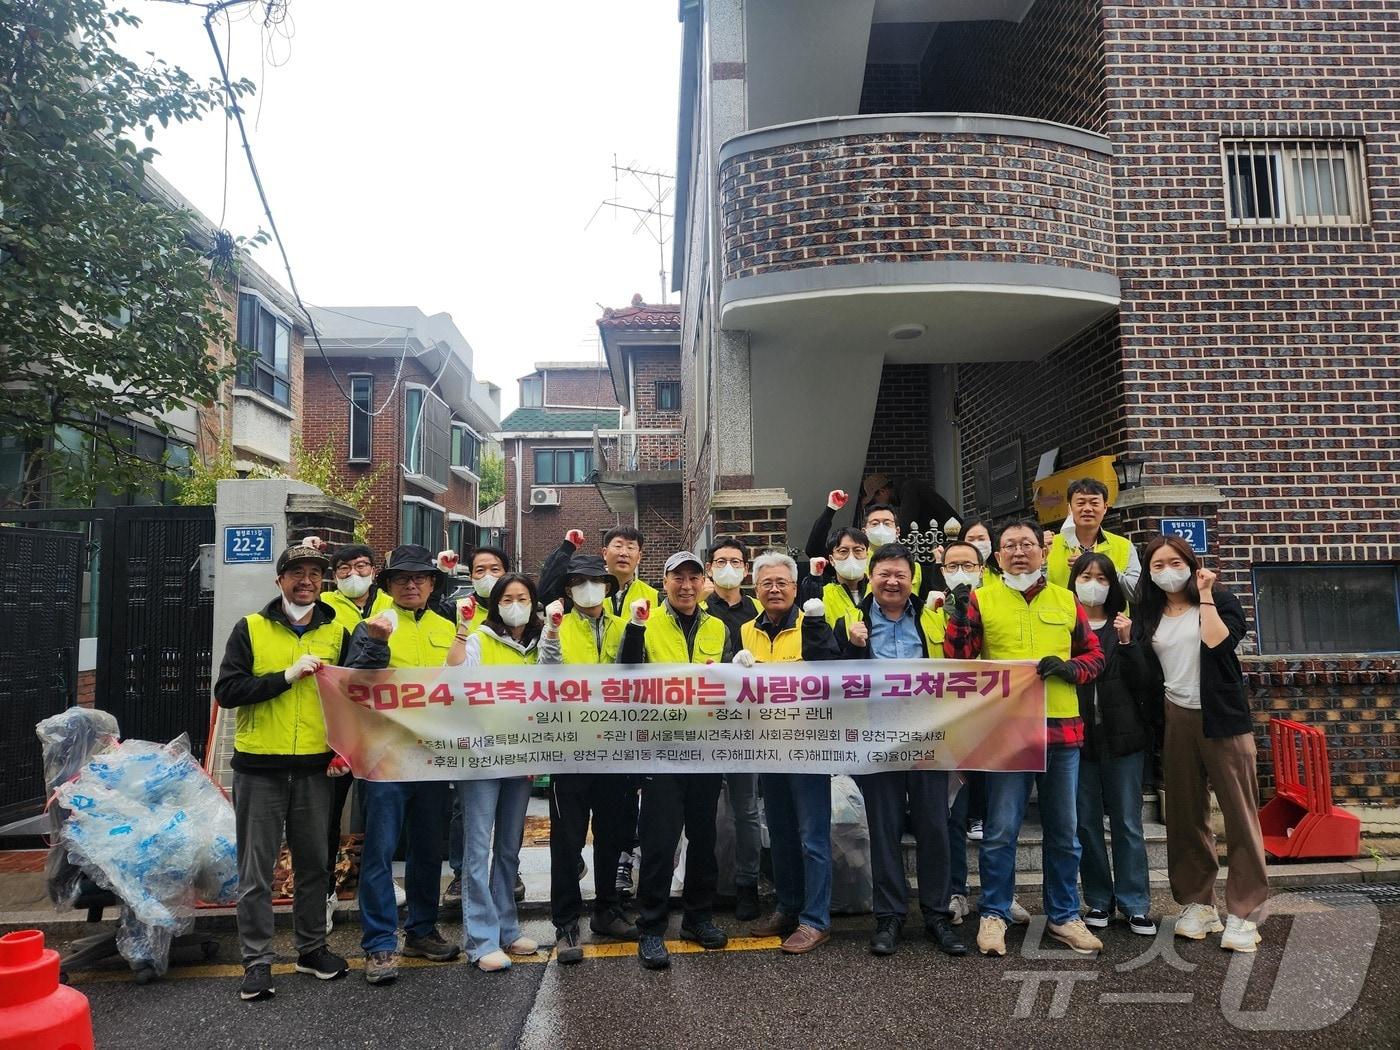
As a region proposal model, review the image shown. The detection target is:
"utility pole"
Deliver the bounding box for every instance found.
[585,157,675,304]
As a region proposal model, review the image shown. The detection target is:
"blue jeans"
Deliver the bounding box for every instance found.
[760,773,831,931]
[1077,750,1150,917]
[459,777,531,960]
[980,746,1082,925]
[359,779,448,953]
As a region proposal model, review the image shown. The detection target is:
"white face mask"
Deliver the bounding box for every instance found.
[499,602,532,628]
[336,573,371,599]
[282,597,316,622]
[473,573,502,599]
[570,581,607,609]
[865,524,897,547]
[943,569,981,592]
[1002,569,1043,593]
[710,565,744,589]
[833,556,867,582]
[971,539,993,562]
[1151,566,1192,594]
[1075,579,1110,607]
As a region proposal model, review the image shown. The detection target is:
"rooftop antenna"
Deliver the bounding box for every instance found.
[584,154,675,304]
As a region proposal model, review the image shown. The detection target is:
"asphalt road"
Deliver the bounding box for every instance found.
[53,888,1400,1050]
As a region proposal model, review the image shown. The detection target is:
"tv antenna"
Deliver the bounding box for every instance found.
[585,156,675,304]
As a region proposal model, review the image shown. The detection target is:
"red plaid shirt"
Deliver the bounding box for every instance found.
[943,579,1102,748]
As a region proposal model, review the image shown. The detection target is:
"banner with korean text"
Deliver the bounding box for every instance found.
[316,660,1046,781]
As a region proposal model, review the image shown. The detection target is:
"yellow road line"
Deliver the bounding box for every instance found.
[67,936,784,985]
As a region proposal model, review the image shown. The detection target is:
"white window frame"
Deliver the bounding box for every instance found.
[236,287,294,407]
[450,421,482,481]
[348,373,373,463]
[1221,138,1369,228]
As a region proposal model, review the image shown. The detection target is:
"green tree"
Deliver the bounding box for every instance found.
[0,0,255,506]
[478,447,504,507]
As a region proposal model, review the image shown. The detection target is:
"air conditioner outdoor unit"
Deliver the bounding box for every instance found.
[530,486,561,507]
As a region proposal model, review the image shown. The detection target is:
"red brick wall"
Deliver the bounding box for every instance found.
[627,347,684,470]
[542,368,619,410]
[503,438,623,577]
[711,503,791,559]
[861,363,933,487]
[636,482,686,582]
[719,130,1114,282]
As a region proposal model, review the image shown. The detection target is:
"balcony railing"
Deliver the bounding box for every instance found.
[592,427,684,477]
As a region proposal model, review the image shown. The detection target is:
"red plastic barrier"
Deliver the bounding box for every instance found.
[0,930,94,1050]
[1259,718,1361,861]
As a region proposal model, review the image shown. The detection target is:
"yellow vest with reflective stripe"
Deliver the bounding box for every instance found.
[977,581,1080,719]
[323,588,394,636]
[642,607,728,664]
[1046,530,1133,590]
[475,630,539,666]
[822,581,863,633]
[384,605,456,668]
[559,610,625,664]
[240,613,347,756]
[740,612,806,663]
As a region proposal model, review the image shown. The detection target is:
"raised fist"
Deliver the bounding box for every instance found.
[809,557,828,577]
[848,621,869,648]
[565,528,586,548]
[827,490,849,511]
[733,649,756,668]
[629,598,651,626]
[545,599,565,630]
[1196,568,1217,594]
[302,535,326,551]
[436,549,459,572]
[457,594,477,623]
[928,590,945,611]
[1114,612,1132,644]
[802,598,825,619]
[366,609,397,641]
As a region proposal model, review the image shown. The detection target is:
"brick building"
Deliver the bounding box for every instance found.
[671,0,1399,804]
[302,307,501,555]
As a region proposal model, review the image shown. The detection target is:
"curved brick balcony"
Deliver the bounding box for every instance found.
[717,113,1119,361]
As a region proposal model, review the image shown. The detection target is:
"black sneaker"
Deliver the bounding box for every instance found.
[1128,914,1157,936]
[514,873,526,902]
[680,919,728,950]
[926,915,969,957]
[294,946,348,981]
[615,852,636,902]
[403,928,461,962]
[870,916,901,957]
[590,910,640,941]
[638,934,670,970]
[555,924,584,965]
[443,876,463,908]
[1084,908,1111,929]
[735,883,761,922]
[239,963,275,1001]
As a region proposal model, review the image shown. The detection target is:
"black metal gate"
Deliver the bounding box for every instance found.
[98,506,215,761]
[0,525,83,823]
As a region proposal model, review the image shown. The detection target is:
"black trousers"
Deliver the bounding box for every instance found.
[325,772,354,878]
[855,770,952,923]
[636,773,723,936]
[549,773,634,929]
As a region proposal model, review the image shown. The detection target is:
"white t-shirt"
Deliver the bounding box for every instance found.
[1153,608,1201,710]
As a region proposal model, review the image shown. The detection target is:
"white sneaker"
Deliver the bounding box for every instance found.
[393,880,407,908]
[1047,918,1103,954]
[967,819,984,841]
[1009,898,1031,925]
[1221,914,1261,953]
[949,893,970,926]
[325,893,337,933]
[1174,902,1224,940]
[507,936,539,956]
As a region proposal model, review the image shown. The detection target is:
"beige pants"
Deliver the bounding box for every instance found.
[1163,701,1270,919]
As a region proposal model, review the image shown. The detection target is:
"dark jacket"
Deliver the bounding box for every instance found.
[835,592,933,659]
[702,592,761,642]
[1079,624,1151,761]
[537,537,579,606]
[1128,586,1251,739]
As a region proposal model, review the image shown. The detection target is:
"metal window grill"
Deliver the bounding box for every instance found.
[1222,138,1369,228]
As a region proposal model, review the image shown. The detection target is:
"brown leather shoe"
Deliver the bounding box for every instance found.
[749,910,799,939]
[780,924,830,955]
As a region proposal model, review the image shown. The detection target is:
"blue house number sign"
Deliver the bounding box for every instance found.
[1159,518,1207,554]
[224,525,274,564]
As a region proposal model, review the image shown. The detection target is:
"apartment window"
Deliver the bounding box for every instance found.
[1223,139,1368,227]
[447,518,477,554]
[534,448,593,485]
[94,417,191,507]
[348,375,373,462]
[1254,564,1400,656]
[404,386,450,488]
[451,423,481,474]
[402,499,445,550]
[236,291,292,406]
[656,380,681,412]
[521,376,543,407]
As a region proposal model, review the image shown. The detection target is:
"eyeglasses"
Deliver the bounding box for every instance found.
[710,558,745,569]
[758,580,794,591]
[943,561,980,573]
[335,559,374,576]
[999,540,1041,553]
[396,573,435,586]
[831,547,868,558]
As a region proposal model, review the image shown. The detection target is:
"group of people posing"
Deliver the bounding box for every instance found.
[214,477,1269,1004]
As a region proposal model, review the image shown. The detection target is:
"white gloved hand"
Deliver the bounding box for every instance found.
[827,489,849,511]
[436,549,459,572]
[802,598,825,619]
[284,654,323,683]
[544,599,565,634]
[629,598,651,626]
[732,649,756,668]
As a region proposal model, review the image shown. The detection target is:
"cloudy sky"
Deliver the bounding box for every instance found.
[118,0,683,415]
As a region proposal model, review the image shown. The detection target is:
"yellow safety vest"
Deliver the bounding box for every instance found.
[384,604,456,668]
[823,581,864,633]
[239,613,347,757]
[977,581,1080,719]
[558,609,625,664]
[323,587,394,635]
[1046,530,1133,590]
[612,577,660,617]
[456,601,489,635]
[475,629,539,666]
[740,612,806,663]
[642,606,728,664]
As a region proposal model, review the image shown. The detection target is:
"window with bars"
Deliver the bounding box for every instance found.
[656,381,681,412]
[236,291,292,406]
[1222,139,1368,227]
[348,375,372,462]
[534,447,593,485]
[1254,563,1400,655]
